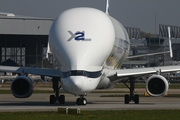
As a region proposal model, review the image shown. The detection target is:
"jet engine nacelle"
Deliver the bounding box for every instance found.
[96,77,113,89]
[11,76,33,98]
[146,75,169,97]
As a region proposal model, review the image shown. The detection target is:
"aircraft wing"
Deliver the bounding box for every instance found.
[107,65,180,81]
[0,66,60,77]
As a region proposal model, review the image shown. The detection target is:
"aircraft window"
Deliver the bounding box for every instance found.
[61,70,102,78]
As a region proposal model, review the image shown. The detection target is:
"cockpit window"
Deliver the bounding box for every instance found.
[71,71,84,76]
[61,70,102,78]
[83,71,102,78]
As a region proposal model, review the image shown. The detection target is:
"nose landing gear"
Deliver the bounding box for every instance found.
[76,96,87,105]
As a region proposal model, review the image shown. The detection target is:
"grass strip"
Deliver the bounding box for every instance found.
[0,90,131,94]
[0,110,180,120]
[100,94,180,97]
[0,90,54,94]
[115,83,180,89]
[2,90,180,98]
[1,83,180,89]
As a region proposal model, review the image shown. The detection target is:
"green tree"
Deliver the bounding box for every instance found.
[140,31,155,38]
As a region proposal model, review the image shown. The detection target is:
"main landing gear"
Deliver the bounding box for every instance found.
[76,96,87,105]
[50,77,65,104]
[123,77,139,104]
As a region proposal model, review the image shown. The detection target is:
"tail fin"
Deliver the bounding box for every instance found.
[168,27,173,58]
[105,0,110,15]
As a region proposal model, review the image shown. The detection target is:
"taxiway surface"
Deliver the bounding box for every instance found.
[0,92,180,112]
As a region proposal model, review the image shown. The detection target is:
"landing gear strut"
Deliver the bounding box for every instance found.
[50,77,65,104]
[76,96,87,105]
[123,77,139,104]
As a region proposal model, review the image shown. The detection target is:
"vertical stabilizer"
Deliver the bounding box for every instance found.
[105,0,110,15]
[168,27,173,58]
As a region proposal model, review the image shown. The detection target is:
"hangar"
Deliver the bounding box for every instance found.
[0,12,54,68]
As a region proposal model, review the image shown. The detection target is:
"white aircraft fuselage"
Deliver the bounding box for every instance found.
[48,7,130,95]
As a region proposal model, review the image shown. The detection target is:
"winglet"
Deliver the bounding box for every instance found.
[168,27,173,58]
[105,0,110,15]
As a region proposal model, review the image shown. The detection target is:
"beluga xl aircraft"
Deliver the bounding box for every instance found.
[0,0,179,105]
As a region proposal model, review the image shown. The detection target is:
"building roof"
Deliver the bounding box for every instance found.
[0,12,54,35]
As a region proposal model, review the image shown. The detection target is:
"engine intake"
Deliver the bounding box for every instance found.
[11,76,33,98]
[146,75,169,97]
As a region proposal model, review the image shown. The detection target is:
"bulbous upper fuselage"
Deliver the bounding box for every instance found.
[48,7,130,95]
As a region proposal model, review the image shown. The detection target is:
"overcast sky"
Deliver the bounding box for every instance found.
[0,0,180,33]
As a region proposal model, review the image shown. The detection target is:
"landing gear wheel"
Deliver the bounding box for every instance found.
[59,95,65,104]
[76,98,81,105]
[124,94,129,104]
[50,77,66,104]
[76,97,87,105]
[123,77,140,104]
[81,98,87,105]
[134,94,139,104]
[50,95,56,104]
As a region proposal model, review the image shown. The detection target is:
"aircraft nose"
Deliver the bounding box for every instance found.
[62,76,84,95]
[69,76,84,91]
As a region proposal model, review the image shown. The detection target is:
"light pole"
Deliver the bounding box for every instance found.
[154,10,157,36]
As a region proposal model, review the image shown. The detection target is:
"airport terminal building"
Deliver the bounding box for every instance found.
[0,12,180,69]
